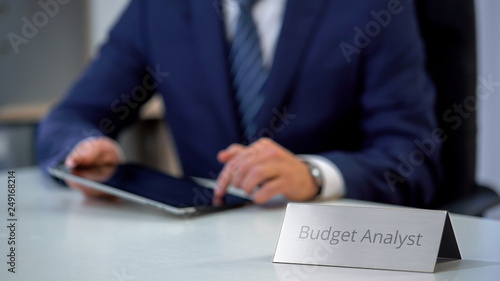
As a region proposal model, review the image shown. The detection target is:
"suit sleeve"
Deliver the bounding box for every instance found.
[321,2,441,207]
[36,0,156,172]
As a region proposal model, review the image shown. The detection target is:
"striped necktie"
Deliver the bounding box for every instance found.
[229,0,269,137]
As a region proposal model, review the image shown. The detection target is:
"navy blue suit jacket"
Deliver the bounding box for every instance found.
[37,0,441,207]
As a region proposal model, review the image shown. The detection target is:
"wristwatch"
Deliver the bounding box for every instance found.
[304,161,323,196]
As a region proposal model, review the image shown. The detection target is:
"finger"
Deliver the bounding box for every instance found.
[65,149,83,168]
[215,139,278,197]
[217,146,264,195]
[217,144,245,163]
[66,151,97,168]
[215,147,258,197]
[66,138,122,168]
[87,139,123,166]
[239,163,279,195]
[215,161,233,197]
[216,144,254,197]
[252,179,283,204]
[211,195,224,207]
[65,140,102,168]
[227,140,280,188]
[97,144,123,165]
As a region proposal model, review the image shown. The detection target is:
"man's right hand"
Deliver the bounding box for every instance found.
[64,137,125,198]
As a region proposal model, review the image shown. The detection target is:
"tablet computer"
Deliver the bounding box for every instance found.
[48,163,252,216]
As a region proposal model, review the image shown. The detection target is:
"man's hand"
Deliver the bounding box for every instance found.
[215,138,319,204]
[64,137,124,198]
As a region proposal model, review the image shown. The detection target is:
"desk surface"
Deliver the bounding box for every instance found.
[1,167,500,280]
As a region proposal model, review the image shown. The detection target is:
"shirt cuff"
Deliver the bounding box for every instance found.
[299,154,346,199]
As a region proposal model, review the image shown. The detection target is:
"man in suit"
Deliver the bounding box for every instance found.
[36,0,441,207]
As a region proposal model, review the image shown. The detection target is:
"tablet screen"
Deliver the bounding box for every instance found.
[51,164,250,211]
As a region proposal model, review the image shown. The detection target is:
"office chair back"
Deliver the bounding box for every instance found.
[416,0,500,214]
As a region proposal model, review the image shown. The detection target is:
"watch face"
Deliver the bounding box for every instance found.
[311,167,321,178]
[306,163,323,189]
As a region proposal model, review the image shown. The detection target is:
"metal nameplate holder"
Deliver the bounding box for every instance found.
[273,203,461,273]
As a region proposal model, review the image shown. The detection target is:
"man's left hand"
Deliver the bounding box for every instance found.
[215,138,319,204]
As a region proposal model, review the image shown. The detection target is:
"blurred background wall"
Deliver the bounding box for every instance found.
[0,0,499,201]
[0,0,89,168]
[87,0,128,56]
[476,0,500,194]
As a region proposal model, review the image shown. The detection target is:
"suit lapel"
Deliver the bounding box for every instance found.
[190,0,241,142]
[251,0,330,139]
[189,0,329,142]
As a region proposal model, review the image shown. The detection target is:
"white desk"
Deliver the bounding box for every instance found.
[1,167,500,280]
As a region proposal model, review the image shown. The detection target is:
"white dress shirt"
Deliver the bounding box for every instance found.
[223,0,346,199]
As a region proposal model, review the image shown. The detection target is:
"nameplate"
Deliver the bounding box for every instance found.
[273,203,461,273]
